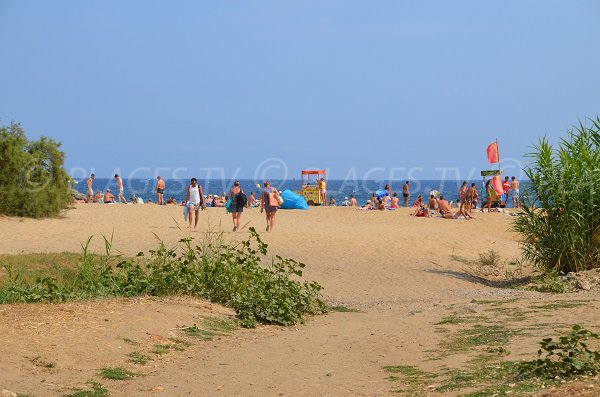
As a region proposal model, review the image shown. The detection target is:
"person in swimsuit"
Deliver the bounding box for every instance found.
[403,181,410,207]
[466,183,477,212]
[501,176,511,207]
[484,179,493,212]
[114,174,128,203]
[227,180,244,232]
[349,195,357,207]
[318,178,327,206]
[185,177,205,228]
[511,176,520,208]
[261,181,279,232]
[86,174,95,203]
[156,176,166,206]
[103,189,114,204]
[390,192,399,209]
[458,181,467,207]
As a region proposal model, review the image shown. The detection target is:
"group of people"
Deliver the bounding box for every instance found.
[183,179,280,232]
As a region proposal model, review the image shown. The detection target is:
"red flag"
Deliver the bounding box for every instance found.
[487,142,499,164]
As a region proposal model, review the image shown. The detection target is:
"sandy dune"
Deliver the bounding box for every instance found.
[1,205,598,396]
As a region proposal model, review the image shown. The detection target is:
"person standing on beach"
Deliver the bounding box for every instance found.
[185,178,205,228]
[403,181,410,207]
[261,181,279,232]
[318,178,327,206]
[86,174,95,203]
[467,183,478,212]
[501,176,511,207]
[114,174,128,203]
[511,176,520,208]
[227,180,245,232]
[484,179,493,212]
[156,176,166,205]
[458,181,468,208]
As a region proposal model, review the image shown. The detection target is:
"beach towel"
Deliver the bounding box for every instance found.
[225,197,233,213]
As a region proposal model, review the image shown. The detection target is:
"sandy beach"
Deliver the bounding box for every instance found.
[1,204,599,396]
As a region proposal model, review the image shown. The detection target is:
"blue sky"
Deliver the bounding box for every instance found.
[1,0,599,180]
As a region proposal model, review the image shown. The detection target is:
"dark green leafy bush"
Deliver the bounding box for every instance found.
[518,325,600,379]
[0,121,71,218]
[514,117,600,274]
[0,228,325,327]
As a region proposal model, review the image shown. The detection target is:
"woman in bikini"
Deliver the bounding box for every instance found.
[261,181,280,232]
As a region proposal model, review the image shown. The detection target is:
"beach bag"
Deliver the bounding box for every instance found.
[268,190,279,207]
[225,197,233,213]
[237,192,248,207]
[276,192,284,206]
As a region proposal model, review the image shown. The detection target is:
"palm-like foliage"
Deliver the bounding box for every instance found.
[514,117,600,273]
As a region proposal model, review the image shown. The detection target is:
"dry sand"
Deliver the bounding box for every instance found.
[1,204,599,396]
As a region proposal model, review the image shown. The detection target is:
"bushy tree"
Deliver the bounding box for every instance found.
[514,117,600,274]
[0,121,71,218]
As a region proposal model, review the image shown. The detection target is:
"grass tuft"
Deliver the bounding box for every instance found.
[99,367,138,380]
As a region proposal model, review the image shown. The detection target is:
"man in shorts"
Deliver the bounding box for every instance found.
[402,181,410,207]
[501,176,511,207]
[86,174,95,203]
[156,176,166,206]
[511,176,520,208]
[114,174,128,203]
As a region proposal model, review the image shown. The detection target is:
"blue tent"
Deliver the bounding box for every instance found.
[280,189,309,210]
[375,190,387,199]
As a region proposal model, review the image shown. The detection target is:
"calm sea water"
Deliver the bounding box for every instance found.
[74,178,527,208]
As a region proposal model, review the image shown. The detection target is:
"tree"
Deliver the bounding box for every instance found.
[0,121,72,218]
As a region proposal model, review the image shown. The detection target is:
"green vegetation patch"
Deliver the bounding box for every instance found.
[441,324,518,353]
[99,366,139,380]
[127,351,150,365]
[0,228,325,328]
[63,381,109,397]
[327,304,362,313]
[529,301,588,310]
[383,365,437,396]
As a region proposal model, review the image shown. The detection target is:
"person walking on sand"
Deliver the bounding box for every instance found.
[156,176,166,205]
[403,181,410,207]
[86,174,95,203]
[227,180,245,232]
[318,178,327,206]
[511,176,520,208]
[185,178,205,229]
[114,174,127,203]
[261,181,280,232]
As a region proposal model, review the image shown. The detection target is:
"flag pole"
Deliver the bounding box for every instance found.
[496,138,501,174]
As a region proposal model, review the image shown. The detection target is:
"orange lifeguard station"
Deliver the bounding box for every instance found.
[301,169,326,206]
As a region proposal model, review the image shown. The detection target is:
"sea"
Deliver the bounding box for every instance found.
[74,178,528,208]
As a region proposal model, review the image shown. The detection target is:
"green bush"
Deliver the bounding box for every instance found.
[514,117,600,274]
[0,121,71,218]
[518,325,600,379]
[0,228,326,327]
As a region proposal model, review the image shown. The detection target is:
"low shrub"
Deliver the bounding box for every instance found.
[0,228,325,327]
[518,325,600,379]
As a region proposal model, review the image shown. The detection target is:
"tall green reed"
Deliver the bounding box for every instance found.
[514,117,600,274]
